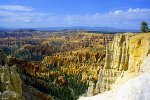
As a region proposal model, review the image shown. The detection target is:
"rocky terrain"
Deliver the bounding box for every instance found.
[79,33,150,100]
[1,30,150,100]
[0,30,114,100]
[79,55,150,100]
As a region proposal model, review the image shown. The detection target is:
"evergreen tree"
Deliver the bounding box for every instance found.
[141,21,149,33]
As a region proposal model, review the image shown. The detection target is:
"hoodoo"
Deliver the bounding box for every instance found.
[80,33,150,100]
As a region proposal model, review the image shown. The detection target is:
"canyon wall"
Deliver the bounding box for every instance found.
[87,33,150,96]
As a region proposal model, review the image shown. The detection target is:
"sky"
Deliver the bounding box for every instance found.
[0,0,150,29]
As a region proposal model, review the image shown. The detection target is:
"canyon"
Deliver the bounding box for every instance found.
[0,30,150,100]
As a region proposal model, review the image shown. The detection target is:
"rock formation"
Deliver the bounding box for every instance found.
[80,33,150,100]
[87,33,150,96]
[0,65,23,100]
[0,31,114,99]
[87,81,95,96]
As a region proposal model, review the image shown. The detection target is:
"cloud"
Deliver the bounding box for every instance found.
[0,10,13,16]
[108,8,150,20]
[0,6,150,29]
[0,5,33,11]
[62,8,150,28]
[0,5,54,24]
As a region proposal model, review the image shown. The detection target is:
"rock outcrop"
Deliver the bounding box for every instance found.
[87,33,150,96]
[0,65,23,100]
[80,33,150,100]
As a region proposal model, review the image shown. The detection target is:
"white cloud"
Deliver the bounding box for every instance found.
[109,8,150,17]
[0,10,14,16]
[0,7,150,29]
[109,10,123,15]
[0,5,33,11]
[64,8,150,23]
[62,8,150,28]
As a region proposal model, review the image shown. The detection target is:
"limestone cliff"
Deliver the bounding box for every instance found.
[89,33,150,96]
[0,65,23,100]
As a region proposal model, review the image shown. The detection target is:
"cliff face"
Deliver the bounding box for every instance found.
[91,33,150,96]
[0,65,22,100]
[79,55,150,100]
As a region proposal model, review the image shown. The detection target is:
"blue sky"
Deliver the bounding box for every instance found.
[0,0,150,29]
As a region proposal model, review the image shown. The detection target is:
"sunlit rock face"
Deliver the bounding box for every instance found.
[93,33,150,95]
[80,33,150,100]
[0,65,22,100]
[93,34,131,95]
[79,51,150,100]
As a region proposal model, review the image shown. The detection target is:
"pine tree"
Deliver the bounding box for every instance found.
[141,21,149,33]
